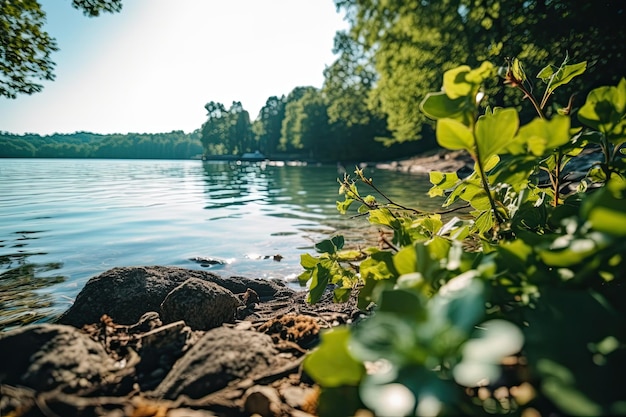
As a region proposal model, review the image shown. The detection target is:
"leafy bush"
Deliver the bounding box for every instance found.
[299,56,626,416]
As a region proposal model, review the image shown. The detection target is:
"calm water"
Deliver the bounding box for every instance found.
[0,158,437,328]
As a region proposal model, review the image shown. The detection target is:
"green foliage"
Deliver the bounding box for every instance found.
[300,58,626,416]
[333,0,626,143]
[0,130,203,159]
[0,0,122,98]
[200,101,254,156]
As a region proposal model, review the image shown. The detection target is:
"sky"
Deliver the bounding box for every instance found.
[0,0,348,135]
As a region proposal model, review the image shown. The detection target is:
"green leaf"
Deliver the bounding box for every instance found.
[336,198,354,214]
[333,286,352,303]
[582,176,626,236]
[509,58,526,83]
[516,115,571,156]
[473,209,494,234]
[539,60,587,94]
[304,327,365,387]
[393,245,419,276]
[430,273,485,335]
[307,261,332,303]
[368,208,398,228]
[436,118,474,152]
[536,64,554,81]
[475,107,519,164]
[336,249,365,262]
[443,62,494,99]
[378,288,426,319]
[350,313,423,363]
[428,171,460,198]
[300,253,319,270]
[298,270,312,286]
[458,182,490,210]
[524,288,624,414]
[420,91,469,122]
[360,250,397,281]
[539,359,602,416]
[578,78,626,136]
[315,235,344,254]
[539,234,609,267]
[426,235,452,261]
[443,65,473,99]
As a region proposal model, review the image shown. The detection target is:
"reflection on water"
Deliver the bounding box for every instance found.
[0,231,65,330]
[0,158,439,329]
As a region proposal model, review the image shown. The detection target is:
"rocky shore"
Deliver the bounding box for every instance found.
[0,266,366,417]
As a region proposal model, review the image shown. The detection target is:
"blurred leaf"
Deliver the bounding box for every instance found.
[378,288,426,319]
[393,245,419,276]
[430,273,484,335]
[351,312,423,364]
[443,65,474,99]
[539,359,602,416]
[578,78,626,136]
[516,115,571,156]
[582,176,626,236]
[420,92,468,122]
[524,288,626,413]
[304,327,365,387]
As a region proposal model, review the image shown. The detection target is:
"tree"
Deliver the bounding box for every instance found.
[280,87,332,159]
[227,101,253,155]
[0,0,122,98]
[200,101,229,155]
[253,95,286,155]
[333,0,626,143]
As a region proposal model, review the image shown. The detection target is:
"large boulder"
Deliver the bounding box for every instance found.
[57,266,294,328]
[0,324,117,392]
[160,278,241,330]
[152,327,279,399]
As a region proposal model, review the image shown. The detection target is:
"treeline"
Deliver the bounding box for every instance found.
[0,131,203,159]
[200,91,430,163]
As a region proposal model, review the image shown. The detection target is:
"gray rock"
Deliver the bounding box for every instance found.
[0,324,116,392]
[153,327,278,399]
[136,320,195,390]
[57,266,294,328]
[244,385,282,417]
[160,278,241,330]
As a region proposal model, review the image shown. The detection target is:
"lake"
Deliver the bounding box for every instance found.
[0,158,438,329]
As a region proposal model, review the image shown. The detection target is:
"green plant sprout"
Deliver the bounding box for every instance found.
[300,56,626,417]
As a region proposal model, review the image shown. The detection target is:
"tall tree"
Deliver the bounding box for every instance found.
[0,0,122,98]
[253,95,286,155]
[200,101,229,155]
[280,86,319,153]
[227,101,253,154]
[281,87,332,159]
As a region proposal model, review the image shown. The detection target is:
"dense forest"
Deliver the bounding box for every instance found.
[0,131,204,160]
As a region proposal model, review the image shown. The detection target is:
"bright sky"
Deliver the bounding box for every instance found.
[0,0,348,135]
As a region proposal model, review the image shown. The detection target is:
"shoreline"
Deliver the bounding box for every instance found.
[0,266,365,417]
